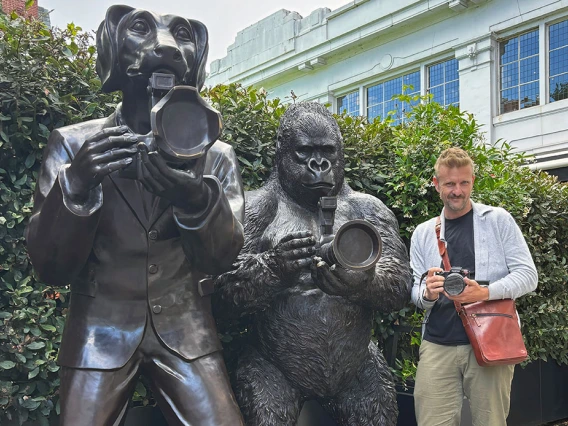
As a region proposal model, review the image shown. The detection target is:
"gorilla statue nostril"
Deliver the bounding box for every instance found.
[173,50,182,62]
[309,158,331,173]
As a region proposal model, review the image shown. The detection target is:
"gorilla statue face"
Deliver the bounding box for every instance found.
[276,103,345,209]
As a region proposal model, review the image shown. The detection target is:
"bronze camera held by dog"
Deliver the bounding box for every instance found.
[317,196,382,271]
[120,72,222,178]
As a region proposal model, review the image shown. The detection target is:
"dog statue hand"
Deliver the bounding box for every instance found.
[136,143,209,211]
[65,126,138,202]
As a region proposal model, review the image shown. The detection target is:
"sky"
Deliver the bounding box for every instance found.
[40,0,351,69]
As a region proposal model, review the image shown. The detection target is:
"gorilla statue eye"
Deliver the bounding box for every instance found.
[130,20,149,34]
[175,26,193,42]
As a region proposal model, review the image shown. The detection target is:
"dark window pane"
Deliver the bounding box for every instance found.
[429,85,444,104]
[501,87,519,113]
[520,30,539,58]
[550,73,568,102]
[384,77,402,99]
[338,91,359,116]
[520,55,539,84]
[429,62,444,87]
[384,99,399,117]
[500,37,518,64]
[445,80,459,105]
[520,82,539,109]
[549,46,568,77]
[404,71,421,92]
[445,58,459,81]
[367,104,383,122]
[367,84,383,106]
[550,19,568,51]
[501,62,519,89]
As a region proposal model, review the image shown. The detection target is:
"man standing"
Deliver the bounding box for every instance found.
[410,147,537,426]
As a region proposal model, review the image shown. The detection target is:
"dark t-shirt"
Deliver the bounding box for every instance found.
[423,208,475,345]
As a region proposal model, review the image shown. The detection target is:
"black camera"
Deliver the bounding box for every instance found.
[317,197,382,271]
[435,267,470,296]
[120,72,222,179]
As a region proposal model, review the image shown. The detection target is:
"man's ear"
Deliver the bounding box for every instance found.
[186,19,209,90]
[433,175,440,193]
[96,5,134,93]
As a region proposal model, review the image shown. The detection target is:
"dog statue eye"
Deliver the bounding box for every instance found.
[175,26,192,42]
[130,20,149,34]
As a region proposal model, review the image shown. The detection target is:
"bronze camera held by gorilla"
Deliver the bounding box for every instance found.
[317,196,382,271]
[120,72,222,178]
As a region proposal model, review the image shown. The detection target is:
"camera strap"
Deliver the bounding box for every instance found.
[435,216,451,271]
[435,216,461,311]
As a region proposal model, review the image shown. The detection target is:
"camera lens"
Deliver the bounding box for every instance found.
[444,273,465,296]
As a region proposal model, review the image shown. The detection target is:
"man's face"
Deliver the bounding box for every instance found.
[433,164,475,219]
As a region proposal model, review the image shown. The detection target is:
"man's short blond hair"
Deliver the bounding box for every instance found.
[434,147,475,177]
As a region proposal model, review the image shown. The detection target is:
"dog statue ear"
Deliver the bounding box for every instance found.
[96,5,135,93]
[187,19,209,91]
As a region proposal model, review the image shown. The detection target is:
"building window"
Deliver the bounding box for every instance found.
[499,29,540,114]
[549,19,568,102]
[366,71,420,125]
[337,91,360,116]
[428,58,459,107]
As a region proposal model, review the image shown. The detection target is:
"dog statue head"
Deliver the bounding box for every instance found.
[96,5,208,93]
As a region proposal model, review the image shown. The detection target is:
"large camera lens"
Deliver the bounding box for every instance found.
[444,272,466,296]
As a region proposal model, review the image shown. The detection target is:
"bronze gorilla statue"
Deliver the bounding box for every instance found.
[25,5,244,426]
[214,102,412,426]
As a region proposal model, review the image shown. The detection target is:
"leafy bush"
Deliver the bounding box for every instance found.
[0,14,118,425]
[0,12,566,425]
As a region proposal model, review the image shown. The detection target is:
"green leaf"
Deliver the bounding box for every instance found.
[28,367,40,379]
[0,361,16,369]
[26,341,46,350]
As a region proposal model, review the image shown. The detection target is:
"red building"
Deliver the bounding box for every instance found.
[1,0,39,18]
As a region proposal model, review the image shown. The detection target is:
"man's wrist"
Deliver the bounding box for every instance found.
[422,290,438,302]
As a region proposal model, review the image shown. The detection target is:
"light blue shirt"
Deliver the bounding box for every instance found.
[410,201,538,333]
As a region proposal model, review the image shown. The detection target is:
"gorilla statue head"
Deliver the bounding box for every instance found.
[275,102,345,209]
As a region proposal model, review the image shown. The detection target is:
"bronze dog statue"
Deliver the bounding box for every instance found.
[26,5,245,425]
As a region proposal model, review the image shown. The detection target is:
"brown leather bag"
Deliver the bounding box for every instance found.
[435,217,528,367]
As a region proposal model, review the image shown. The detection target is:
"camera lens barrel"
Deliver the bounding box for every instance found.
[443,272,466,296]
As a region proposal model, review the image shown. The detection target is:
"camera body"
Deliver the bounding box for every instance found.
[316,197,382,271]
[435,266,470,296]
[119,72,222,179]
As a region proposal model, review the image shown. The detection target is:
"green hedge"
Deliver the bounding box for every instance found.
[1,15,567,424]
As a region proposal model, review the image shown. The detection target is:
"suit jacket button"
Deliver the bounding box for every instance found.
[148,230,158,240]
[152,305,162,314]
[149,264,158,274]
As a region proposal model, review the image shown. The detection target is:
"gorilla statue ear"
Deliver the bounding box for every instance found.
[96,5,134,93]
[187,19,209,90]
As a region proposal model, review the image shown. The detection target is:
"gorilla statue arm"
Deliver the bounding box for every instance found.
[214,182,316,318]
[312,188,412,313]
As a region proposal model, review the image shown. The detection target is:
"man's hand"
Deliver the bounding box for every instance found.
[136,143,209,210]
[446,278,489,304]
[311,256,373,297]
[272,231,316,279]
[66,126,138,201]
[423,267,445,301]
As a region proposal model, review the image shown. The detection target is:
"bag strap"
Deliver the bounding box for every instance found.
[435,216,462,311]
[435,216,451,270]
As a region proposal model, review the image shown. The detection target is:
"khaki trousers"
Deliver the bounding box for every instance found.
[414,340,514,426]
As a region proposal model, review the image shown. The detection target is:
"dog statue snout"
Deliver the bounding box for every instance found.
[154,45,183,62]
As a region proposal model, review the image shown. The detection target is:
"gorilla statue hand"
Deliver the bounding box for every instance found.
[272,231,317,279]
[311,256,374,297]
[136,142,209,211]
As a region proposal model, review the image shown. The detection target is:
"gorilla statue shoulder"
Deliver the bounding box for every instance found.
[214,102,412,426]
